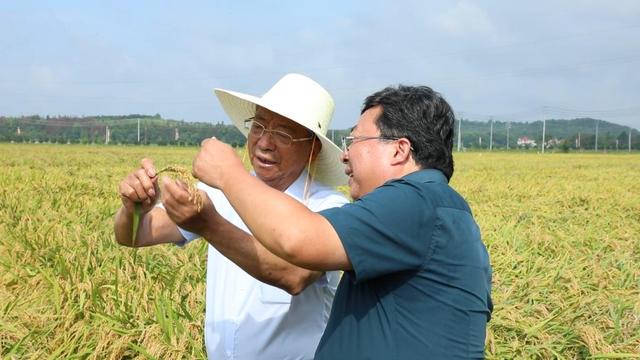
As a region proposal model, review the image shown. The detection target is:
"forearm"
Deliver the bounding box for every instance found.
[114,206,136,247]
[219,171,329,268]
[192,140,350,270]
[114,206,183,247]
[200,212,322,294]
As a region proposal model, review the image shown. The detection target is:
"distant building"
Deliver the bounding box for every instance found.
[545,138,561,148]
[517,136,537,148]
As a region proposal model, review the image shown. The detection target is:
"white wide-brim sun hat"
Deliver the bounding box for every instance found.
[214,73,348,187]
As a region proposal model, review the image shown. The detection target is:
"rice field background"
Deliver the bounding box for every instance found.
[0,143,638,359]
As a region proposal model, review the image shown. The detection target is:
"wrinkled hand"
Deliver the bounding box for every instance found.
[192,137,245,189]
[118,158,159,215]
[161,177,215,235]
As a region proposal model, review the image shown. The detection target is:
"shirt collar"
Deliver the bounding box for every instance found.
[284,169,310,201]
[402,169,448,184]
[249,169,310,201]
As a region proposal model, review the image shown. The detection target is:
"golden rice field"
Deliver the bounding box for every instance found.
[0,143,638,359]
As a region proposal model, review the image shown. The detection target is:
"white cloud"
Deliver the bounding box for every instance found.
[435,1,497,39]
[1,1,639,129]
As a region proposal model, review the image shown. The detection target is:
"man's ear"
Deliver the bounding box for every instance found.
[390,138,413,165]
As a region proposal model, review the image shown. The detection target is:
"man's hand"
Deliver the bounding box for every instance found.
[192,137,246,190]
[118,158,159,215]
[161,177,216,236]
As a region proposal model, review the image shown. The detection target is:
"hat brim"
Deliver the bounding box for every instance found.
[215,88,348,187]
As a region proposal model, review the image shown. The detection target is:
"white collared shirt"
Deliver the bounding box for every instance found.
[177,171,348,360]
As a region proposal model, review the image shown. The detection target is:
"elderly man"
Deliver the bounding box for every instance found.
[193,85,493,359]
[114,74,348,359]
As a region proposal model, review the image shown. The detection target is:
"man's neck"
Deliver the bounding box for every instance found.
[261,170,305,193]
[394,162,422,179]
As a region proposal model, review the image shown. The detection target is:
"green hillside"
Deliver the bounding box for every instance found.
[1,115,638,150]
[0,115,246,147]
[455,118,639,150]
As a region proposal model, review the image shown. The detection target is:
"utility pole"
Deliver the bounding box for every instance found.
[541,118,546,154]
[489,118,493,151]
[457,116,462,151]
[595,119,599,152]
[105,126,110,144]
[578,133,582,150]
[506,122,510,150]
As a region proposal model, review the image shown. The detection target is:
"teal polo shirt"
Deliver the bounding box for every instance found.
[317,169,492,360]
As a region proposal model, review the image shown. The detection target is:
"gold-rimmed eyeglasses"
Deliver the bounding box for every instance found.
[244,118,314,147]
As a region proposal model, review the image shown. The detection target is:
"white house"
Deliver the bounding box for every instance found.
[517,136,537,147]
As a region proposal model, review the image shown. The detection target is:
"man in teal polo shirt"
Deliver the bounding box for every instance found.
[193,85,493,359]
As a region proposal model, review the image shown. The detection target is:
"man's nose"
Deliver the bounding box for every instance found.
[341,150,349,164]
[256,131,276,149]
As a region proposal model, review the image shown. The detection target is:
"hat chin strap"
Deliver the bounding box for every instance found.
[302,135,317,205]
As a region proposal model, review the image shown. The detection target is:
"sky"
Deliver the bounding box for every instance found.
[1,0,639,130]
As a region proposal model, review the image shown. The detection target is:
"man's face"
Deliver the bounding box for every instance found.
[341,105,394,200]
[248,106,317,191]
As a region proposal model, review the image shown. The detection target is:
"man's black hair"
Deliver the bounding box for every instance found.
[362,85,455,180]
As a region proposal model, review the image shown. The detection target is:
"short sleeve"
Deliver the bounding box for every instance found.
[319,179,436,282]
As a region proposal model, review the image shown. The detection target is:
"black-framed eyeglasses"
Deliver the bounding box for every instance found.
[341,135,413,152]
[244,118,314,147]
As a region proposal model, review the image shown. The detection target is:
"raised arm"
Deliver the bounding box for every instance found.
[192,138,352,271]
[160,178,326,294]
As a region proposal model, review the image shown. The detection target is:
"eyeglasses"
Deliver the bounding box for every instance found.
[244,118,314,147]
[341,135,405,152]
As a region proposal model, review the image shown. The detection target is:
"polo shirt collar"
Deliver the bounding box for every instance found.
[402,169,448,184]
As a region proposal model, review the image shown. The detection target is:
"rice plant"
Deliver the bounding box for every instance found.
[0,144,638,359]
